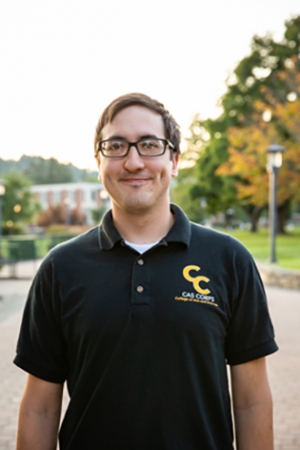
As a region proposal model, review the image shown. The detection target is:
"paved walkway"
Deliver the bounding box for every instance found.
[0,262,299,449]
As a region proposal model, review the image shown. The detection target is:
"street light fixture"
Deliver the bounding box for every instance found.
[266,144,285,263]
[0,179,6,262]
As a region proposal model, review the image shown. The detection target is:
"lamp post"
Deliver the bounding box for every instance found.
[0,179,6,261]
[266,145,285,263]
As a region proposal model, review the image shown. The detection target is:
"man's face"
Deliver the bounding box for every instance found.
[96,105,178,215]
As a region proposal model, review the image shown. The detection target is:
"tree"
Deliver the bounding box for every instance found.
[188,15,300,231]
[0,155,98,183]
[220,16,300,127]
[36,204,86,227]
[91,204,108,224]
[187,116,237,217]
[217,60,300,233]
[171,166,202,223]
[25,157,74,184]
[2,171,39,234]
[36,204,66,227]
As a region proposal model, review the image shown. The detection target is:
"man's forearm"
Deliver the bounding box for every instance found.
[16,375,64,450]
[17,403,61,450]
[234,399,274,450]
[231,357,274,450]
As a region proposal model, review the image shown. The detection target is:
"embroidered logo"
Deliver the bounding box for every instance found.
[182,265,210,295]
[174,265,217,307]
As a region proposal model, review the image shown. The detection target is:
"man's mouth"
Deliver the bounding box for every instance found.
[120,178,150,186]
[119,174,153,186]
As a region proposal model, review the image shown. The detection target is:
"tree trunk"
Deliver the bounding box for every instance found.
[243,205,264,233]
[277,199,290,234]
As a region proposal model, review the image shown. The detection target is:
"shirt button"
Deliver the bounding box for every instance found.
[136,285,144,293]
[137,259,144,265]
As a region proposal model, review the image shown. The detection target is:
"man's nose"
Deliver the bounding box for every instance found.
[124,145,145,170]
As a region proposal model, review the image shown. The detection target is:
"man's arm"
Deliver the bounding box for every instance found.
[17,374,64,450]
[230,357,274,450]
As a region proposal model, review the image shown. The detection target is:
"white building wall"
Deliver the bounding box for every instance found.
[31,182,110,225]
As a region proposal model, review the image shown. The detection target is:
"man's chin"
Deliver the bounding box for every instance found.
[118,196,155,215]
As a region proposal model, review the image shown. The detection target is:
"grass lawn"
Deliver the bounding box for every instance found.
[224,227,300,271]
[1,227,299,271]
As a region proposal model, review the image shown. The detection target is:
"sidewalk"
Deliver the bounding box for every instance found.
[0,259,41,281]
[0,263,299,449]
[0,273,68,450]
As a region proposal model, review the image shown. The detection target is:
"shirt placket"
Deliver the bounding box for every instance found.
[131,255,150,306]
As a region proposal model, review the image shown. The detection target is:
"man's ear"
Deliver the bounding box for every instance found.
[95,155,100,168]
[171,153,179,178]
[95,156,101,181]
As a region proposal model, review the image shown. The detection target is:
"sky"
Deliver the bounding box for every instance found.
[1,0,299,171]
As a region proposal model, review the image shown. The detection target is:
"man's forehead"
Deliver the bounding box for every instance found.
[110,104,162,121]
[101,105,166,139]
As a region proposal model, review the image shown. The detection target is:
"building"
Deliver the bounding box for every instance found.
[31,182,110,225]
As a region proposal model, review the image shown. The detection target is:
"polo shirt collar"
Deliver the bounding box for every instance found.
[98,204,191,250]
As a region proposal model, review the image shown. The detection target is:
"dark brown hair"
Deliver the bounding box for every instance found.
[94,93,181,156]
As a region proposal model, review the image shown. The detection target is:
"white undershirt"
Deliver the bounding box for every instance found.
[124,240,160,254]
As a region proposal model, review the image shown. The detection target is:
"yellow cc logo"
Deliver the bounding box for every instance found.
[183,265,211,295]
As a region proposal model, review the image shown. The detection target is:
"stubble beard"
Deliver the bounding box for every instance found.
[117,187,156,216]
[114,183,170,217]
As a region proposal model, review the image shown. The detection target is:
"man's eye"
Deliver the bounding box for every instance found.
[107,141,124,150]
[141,140,159,149]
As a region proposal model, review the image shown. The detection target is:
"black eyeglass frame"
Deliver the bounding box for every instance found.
[96,138,175,158]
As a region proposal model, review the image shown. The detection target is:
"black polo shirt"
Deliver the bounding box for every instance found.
[14,204,278,450]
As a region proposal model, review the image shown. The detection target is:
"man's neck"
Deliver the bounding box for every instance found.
[111,203,174,244]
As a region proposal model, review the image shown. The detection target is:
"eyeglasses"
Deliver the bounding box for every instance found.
[96,138,175,158]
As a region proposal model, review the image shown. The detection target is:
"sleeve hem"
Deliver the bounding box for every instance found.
[13,354,67,383]
[227,339,279,366]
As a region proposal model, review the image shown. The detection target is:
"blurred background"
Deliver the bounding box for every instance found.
[0,5,299,449]
[0,0,299,272]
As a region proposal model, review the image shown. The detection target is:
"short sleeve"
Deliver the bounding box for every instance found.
[13,256,68,382]
[225,253,278,365]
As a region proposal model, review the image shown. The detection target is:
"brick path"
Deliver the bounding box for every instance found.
[0,265,299,449]
[266,286,300,449]
[0,280,31,450]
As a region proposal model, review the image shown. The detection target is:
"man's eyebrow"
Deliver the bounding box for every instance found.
[139,134,161,140]
[103,135,126,141]
[104,134,161,141]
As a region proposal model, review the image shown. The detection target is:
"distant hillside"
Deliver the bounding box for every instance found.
[0,155,98,184]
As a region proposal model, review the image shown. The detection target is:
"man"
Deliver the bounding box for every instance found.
[15,93,278,450]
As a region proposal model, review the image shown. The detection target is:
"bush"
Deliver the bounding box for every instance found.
[48,233,77,251]
[2,222,25,235]
[37,205,65,227]
[37,205,86,227]
[6,237,36,260]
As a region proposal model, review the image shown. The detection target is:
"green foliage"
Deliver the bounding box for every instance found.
[226,227,300,270]
[48,233,78,251]
[1,221,24,235]
[171,167,202,223]
[187,15,300,231]
[91,204,108,224]
[83,175,99,182]
[187,117,237,216]
[0,155,98,184]
[5,237,36,261]
[1,234,77,261]
[2,171,39,233]
[25,157,74,184]
[221,16,300,126]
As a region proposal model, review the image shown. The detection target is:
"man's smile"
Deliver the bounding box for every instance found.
[118,174,153,186]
